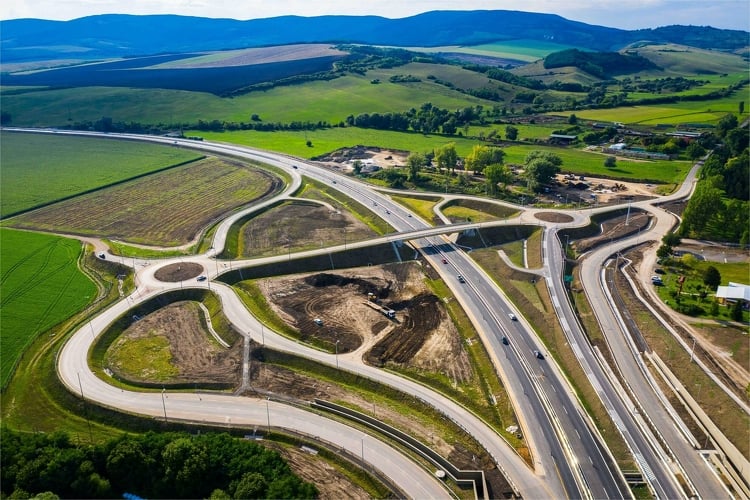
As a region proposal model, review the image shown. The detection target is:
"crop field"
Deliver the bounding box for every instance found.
[0,228,96,387]
[419,40,579,62]
[7,157,280,246]
[572,96,747,126]
[0,132,203,218]
[1,52,344,95]
[1,71,494,128]
[630,44,749,76]
[151,44,347,68]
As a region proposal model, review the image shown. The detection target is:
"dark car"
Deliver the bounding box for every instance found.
[654,268,665,274]
[534,350,545,360]
[196,275,207,282]
[457,275,466,283]
[502,336,509,345]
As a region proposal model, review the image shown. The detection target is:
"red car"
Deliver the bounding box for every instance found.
[441,258,448,264]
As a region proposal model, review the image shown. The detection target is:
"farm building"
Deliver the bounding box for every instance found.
[666,131,704,141]
[715,282,750,308]
[549,133,577,144]
[603,143,671,160]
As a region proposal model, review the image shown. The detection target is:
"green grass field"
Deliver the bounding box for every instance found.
[572,97,748,126]
[0,132,202,218]
[418,40,580,62]
[0,70,494,128]
[190,127,482,158]
[0,228,96,387]
[194,127,691,184]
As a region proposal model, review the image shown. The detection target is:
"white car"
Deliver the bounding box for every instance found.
[508,313,517,321]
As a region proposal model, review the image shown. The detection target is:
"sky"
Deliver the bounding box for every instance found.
[1,0,749,31]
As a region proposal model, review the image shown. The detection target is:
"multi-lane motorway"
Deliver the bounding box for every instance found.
[10,128,735,498]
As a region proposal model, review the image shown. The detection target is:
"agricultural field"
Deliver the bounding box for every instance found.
[627,44,749,77]
[0,132,203,218]
[416,39,581,63]
[7,157,280,247]
[150,44,347,68]
[0,71,494,128]
[0,50,344,95]
[0,228,96,388]
[571,91,748,126]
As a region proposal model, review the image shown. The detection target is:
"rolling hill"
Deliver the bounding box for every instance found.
[2,10,747,64]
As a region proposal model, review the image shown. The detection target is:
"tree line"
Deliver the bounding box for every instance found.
[1,428,317,499]
[680,114,749,244]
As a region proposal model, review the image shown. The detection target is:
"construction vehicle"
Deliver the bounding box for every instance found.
[363,300,395,319]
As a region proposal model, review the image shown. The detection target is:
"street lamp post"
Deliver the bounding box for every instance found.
[77,371,85,399]
[335,340,340,369]
[690,337,697,363]
[161,388,168,423]
[266,397,271,434]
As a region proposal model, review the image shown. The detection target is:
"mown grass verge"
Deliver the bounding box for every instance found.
[256,348,502,483]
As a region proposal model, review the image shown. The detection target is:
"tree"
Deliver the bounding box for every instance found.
[604,155,617,168]
[680,182,724,236]
[740,101,745,114]
[464,145,505,174]
[656,244,673,260]
[232,472,267,499]
[352,160,363,175]
[703,266,721,289]
[505,125,519,141]
[716,113,738,138]
[568,114,578,124]
[662,232,682,248]
[485,163,513,195]
[524,151,562,191]
[685,142,706,160]
[405,152,424,182]
[305,140,313,147]
[433,143,458,173]
[730,299,744,321]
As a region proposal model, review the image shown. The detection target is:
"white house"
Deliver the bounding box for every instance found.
[715,282,750,307]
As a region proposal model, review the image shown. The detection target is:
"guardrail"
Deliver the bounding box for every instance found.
[312,399,489,500]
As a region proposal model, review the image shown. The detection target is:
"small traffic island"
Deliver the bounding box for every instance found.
[153,262,204,282]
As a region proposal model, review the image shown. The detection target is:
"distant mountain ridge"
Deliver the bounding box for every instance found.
[2,10,748,63]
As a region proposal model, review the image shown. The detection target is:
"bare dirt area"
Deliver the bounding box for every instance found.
[256,262,472,381]
[239,201,378,257]
[534,211,573,223]
[572,212,651,255]
[153,262,204,282]
[107,301,242,386]
[245,358,508,498]
[314,146,409,171]
[261,441,373,500]
[544,173,661,206]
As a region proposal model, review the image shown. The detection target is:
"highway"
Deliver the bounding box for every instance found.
[11,127,730,498]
